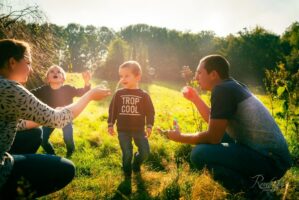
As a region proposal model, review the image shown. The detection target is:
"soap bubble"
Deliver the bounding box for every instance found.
[148,67,156,76]
[99,80,109,89]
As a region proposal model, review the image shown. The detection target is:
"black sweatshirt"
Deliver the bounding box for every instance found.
[108,88,155,133]
[31,84,90,108]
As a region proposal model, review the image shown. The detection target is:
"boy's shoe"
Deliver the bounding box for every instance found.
[124,171,132,179]
[132,163,141,173]
[132,153,141,173]
[117,178,132,195]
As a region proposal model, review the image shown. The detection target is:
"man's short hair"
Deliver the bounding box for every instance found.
[200,55,230,79]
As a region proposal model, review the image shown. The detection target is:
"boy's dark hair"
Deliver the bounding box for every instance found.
[119,61,142,76]
[0,39,30,69]
[200,55,230,79]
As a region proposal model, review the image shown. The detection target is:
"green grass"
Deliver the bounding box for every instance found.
[38,73,298,200]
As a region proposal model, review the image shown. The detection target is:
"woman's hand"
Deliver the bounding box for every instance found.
[65,87,110,119]
[89,87,111,101]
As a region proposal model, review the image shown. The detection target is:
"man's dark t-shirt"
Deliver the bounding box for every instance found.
[210,78,291,171]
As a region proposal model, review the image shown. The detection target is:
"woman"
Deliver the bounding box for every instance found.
[0,39,111,199]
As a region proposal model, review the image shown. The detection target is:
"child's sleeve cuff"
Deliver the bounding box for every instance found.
[147,124,153,129]
[108,123,113,127]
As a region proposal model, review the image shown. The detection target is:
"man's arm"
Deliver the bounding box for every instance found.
[167,119,228,144]
[192,96,210,123]
[183,87,210,123]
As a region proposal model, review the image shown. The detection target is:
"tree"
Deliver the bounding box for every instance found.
[222,27,284,85]
[0,3,58,88]
[64,23,88,72]
[281,22,299,73]
[97,38,130,80]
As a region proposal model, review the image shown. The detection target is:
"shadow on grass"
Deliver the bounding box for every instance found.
[132,173,152,200]
[111,174,153,200]
[112,178,132,200]
[159,176,180,200]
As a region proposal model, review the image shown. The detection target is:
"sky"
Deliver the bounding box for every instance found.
[2,0,299,36]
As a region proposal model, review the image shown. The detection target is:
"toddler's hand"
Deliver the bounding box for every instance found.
[108,127,115,136]
[146,127,152,138]
[82,71,91,86]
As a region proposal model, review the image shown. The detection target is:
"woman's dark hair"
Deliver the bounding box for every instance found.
[0,39,30,69]
[200,54,230,79]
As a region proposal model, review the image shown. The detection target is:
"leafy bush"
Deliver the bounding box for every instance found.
[264,64,299,163]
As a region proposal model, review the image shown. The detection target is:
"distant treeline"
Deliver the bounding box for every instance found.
[1,6,298,87]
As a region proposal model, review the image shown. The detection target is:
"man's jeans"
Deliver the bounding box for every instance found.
[118,132,150,176]
[190,134,286,192]
[41,123,74,156]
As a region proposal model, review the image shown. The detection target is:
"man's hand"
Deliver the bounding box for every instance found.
[182,86,199,102]
[157,120,182,141]
[167,120,182,141]
[157,128,168,138]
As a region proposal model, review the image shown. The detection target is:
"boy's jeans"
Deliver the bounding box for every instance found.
[41,123,75,156]
[118,131,150,176]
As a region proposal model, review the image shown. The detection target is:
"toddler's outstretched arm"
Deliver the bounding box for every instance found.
[82,71,91,87]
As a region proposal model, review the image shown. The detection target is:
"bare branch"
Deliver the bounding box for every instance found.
[0,4,44,28]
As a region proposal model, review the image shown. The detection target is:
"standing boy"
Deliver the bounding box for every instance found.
[108,61,155,178]
[31,65,91,157]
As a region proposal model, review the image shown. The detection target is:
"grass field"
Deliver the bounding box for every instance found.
[38,73,298,200]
